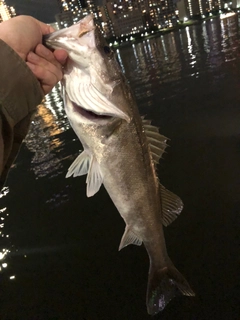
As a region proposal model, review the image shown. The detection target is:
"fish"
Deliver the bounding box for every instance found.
[43,14,195,315]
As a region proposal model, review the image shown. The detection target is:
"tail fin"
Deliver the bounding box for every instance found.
[146,261,195,315]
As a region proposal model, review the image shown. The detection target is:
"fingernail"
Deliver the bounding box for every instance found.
[28,52,39,61]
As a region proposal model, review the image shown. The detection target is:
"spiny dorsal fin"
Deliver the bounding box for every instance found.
[160,184,183,226]
[142,119,168,165]
[119,227,142,251]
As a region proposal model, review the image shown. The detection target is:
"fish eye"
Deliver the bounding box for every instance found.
[103,46,112,55]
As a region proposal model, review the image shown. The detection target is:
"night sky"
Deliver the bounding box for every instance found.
[5,0,60,23]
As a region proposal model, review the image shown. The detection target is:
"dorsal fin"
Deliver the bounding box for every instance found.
[142,118,182,225]
[142,119,168,165]
[159,184,183,226]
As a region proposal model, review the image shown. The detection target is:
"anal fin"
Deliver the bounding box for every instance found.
[119,227,142,251]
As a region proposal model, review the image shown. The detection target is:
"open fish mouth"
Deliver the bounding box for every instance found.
[72,101,113,121]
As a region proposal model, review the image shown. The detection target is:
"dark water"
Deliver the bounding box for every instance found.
[1,16,240,320]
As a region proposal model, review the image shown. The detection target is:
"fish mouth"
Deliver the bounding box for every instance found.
[72,101,113,122]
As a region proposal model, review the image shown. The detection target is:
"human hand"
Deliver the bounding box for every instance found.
[26,44,67,95]
[0,16,68,95]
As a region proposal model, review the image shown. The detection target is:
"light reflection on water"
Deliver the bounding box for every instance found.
[0,187,12,276]
[25,83,71,179]
[114,15,240,111]
[0,85,73,279]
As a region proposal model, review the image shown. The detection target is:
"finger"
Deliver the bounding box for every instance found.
[27,51,63,82]
[35,44,62,69]
[35,19,54,35]
[26,61,60,95]
[53,49,68,66]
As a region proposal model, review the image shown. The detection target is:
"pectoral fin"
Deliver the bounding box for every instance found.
[119,227,142,251]
[160,184,183,226]
[66,150,90,178]
[66,151,103,197]
[86,156,103,197]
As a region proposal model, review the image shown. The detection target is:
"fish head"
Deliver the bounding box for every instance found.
[43,14,95,63]
[44,15,131,126]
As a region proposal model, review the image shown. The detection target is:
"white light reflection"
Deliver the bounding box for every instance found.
[161,36,168,60]
[186,27,192,55]
[0,187,9,198]
[220,14,238,63]
[0,248,10,260]
[186,27,198,77]
[116,49,125,73]
[202,23,210,54]
[132,44,139,65]
[0,187,11,273]
[0,251,7,260]
[147,40,153,60]
[143,41,148,59]
[44,82,70,133]
[25,84,72,178]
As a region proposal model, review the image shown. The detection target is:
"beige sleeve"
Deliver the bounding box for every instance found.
[0,39,44,188]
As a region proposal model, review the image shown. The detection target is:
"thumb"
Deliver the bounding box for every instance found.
[36,19,54,35]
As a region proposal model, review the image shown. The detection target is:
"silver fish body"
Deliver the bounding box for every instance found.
[44,14,194,314]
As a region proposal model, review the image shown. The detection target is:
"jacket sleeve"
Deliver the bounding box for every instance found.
[0,39,44,189]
